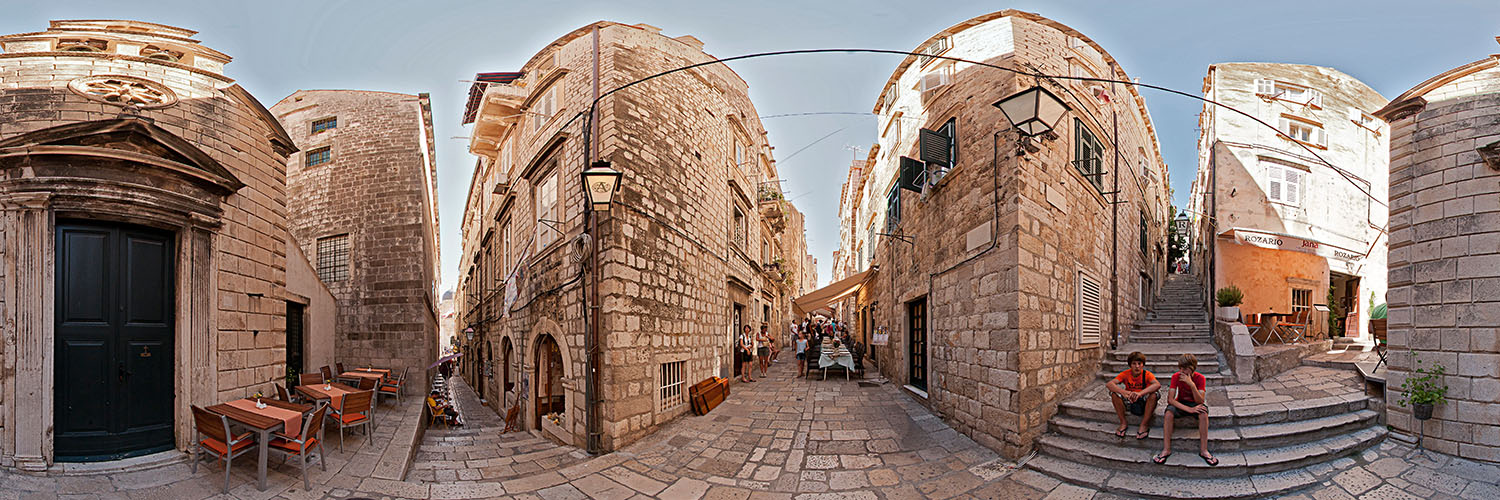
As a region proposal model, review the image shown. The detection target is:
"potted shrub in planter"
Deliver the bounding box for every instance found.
[1398,353,1448,421]
[1215,286,1244,322]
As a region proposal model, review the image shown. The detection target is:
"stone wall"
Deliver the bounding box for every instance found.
[271,90,440,385]
[859,11,1171,459]
[1379,62,1500,463]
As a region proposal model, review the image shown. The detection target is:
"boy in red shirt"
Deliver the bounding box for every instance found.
[1107,351,1160,439]
[1155,353,1217,466]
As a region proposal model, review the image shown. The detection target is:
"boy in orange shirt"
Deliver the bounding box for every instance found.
[1107,351,1160,439]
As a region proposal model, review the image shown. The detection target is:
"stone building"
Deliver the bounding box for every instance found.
[270,90,441,387]
[1187,63,1389,341]
[834,10,1171,458]
[1374,44,1500,463]
[455,22,807,451]
[0,20,311,469]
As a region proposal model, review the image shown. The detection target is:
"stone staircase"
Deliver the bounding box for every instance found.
[1028,274,1387,499]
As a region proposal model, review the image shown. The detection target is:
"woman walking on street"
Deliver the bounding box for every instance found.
[795,331,809,378]
[739,325,757,383]
[756,325,771,377]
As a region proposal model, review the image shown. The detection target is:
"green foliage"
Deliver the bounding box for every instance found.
[1215,286,1244,307]
[285,365,300,387]
[1327,286,1341,335]
[1167,206,1188,264]
[1398,353,1448,407]
[1371,303,1387,320]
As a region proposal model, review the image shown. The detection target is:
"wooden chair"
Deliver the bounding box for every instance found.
[378,368,409,406]
[357,376,378,391]
[1282,310,1311,343]
[269,403,328,490]
[275,383,292,402]
[300,373,324,386]
[326,390,374,453]
[335,363,346,376]
[190,405,257,493]
[427,397,450,430]
[320,365,334,382]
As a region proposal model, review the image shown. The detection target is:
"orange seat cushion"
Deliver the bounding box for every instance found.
[335,413,369,425]
[379,386,399,393]
[268,437,317,453]
[200,432,254,455]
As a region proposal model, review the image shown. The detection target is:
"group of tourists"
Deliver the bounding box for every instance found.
[789,318,862,379]
[1106,352,1216,466]
[735,317,868,383]
[737,324,781,383]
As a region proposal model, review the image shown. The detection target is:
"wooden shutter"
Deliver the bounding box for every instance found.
[1307,89,1323,107]
[919,128,950,166]
[1256,78,1275,96]
[899,156,924,192]
[1078,272,1102,345]
[1285,169,1302,205]
[1314,126,1327,147]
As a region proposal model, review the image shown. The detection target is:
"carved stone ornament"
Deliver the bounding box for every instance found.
[67,75,178,109]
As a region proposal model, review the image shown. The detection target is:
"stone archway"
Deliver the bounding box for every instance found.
[533,334,564,430]
[500,336,514,407]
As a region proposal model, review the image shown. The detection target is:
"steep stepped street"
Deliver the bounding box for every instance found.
[409,377,591,484]
[1035,309,1389,500]
[1100,274,1227,385]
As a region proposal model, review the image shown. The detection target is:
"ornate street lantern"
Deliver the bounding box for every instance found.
[581,160,623,211]
[993,85,1069,137]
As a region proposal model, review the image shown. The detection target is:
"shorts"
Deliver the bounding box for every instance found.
[758,347,770,357]
[741,349,754,361]
[796,352,806,360]
[1169,403,1206,418]
[1115,391,1155,416]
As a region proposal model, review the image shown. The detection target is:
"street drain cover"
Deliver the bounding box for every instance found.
[858,382,880,387]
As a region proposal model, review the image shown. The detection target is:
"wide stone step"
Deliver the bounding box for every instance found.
[1033,426,1386,479]
[1025,454,1325,500]
[1130,336,1214,344]
[1102,359,1221,374]
[1097,370,1228,385]
[1048,409,1380,451]
[1108,343,1220,359]
[1058,387,1372,428]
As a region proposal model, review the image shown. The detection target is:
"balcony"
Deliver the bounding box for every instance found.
[468,83,528,157]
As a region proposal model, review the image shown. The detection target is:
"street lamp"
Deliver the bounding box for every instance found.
[993,85,1069,138]
[581,160,622,211]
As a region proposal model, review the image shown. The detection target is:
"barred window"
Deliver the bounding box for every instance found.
[311,117,337,133]
[306,146,331,167]
[316,234,350,282]
[660,360,685,412]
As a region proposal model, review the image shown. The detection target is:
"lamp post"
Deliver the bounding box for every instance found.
[993,85,1069,138]
[580,159,620,454]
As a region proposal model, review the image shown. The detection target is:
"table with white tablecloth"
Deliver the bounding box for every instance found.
[818,347,854,380]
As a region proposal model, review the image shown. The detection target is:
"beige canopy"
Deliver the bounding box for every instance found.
[793,268,877,315]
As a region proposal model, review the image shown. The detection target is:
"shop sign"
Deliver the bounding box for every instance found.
[1231,229,1363,263]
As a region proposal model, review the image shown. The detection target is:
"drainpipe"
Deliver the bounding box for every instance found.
[1109,63,1121,350]
[584,25,604,455]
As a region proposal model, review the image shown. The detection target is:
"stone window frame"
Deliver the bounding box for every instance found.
[1260,159,1308,207]
[1072,118,1107,193]
[316,233,351,283]
[528,77,561,135]
[918,62,954,104]
[730,202,747,251]
[1256,78,1323,109]
[305,146,332,167]
[533,159,560,252]
[310,116,337,134]
[1277,114,1327,149]
[885,183,901,232]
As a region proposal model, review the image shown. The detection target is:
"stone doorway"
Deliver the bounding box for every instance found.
[533,334,564,429]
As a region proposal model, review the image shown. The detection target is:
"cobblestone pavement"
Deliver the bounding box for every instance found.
[1,360,1492,499]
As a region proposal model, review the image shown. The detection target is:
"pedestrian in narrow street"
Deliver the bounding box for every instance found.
[739,325,756,383]
[795,331,808,378]
[1156,353,1216,466]
[756,324,771,377]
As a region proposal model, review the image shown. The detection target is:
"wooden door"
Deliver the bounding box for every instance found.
[908,298,927,391]
[55,222,175,461]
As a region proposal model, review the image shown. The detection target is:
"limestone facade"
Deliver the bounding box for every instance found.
[1374,51,1500,463]
[455,22,807,451]
[0,20,297,470]
[270,90,441,386]
[1187,63,1389,340]
[844,10,1171,459]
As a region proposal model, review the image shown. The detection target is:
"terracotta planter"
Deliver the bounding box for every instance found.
[1414,403,1434,421]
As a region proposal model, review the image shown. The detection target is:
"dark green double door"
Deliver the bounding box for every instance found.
[54,221,175,462]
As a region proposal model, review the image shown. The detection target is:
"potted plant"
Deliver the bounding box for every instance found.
[1398,354,1448,421]
[1215,286,1244,322]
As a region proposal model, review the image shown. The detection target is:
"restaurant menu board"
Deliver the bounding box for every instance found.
[872,326,889,346]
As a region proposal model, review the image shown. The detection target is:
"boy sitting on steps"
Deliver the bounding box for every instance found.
[1107,351,1161,440]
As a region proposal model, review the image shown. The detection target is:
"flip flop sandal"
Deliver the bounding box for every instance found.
[1200,453,1219,466]
[1152,452,1171,465]
[1115,428,1128,438]
[1136,431,1150,440]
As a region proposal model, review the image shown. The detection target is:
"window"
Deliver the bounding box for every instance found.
[1264,162,1305,206]
[1350,109,1382,134]
[316,234,350,282]
[530,83,558,133]
[1070,59,1095,81]
[867,223,877,267]
[310,117,337,134]
[1292,288,1312,313]
[920,64,953,102]
[1257,79,1322,108]
[1073,119,1106,192]
[1139,210,1149,256]
[886,185,901,231]
[1077,272,1102,345]
[1067,36,1087,49]
[534,167,559,251]
[918,36,952,66]
[731,204,746,250]
[659,360,685,412]
[882,88,898,115]
[501,218,512,278]
[305,146,331,167]
[762,238,770,264]
[1278,116,1326,147]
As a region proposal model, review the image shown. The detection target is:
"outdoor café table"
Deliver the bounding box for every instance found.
[206,398,311,491]
[296,382,358,407]
[819,347,855,380]
[339,370,384,386]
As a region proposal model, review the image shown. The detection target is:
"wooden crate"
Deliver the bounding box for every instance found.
[689,377,729,415]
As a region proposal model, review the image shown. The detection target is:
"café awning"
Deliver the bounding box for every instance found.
[1218,227,1367,263]
[794,268,877,315]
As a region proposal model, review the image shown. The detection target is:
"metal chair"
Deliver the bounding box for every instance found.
[190,405,257,493]
[269,403,328,490]
[1281,310,1311,343]
[378,368,409,406]
[299,373,324,386]
[325,390,374,453]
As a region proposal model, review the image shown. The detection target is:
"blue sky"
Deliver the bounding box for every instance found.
[6,1,1497,292]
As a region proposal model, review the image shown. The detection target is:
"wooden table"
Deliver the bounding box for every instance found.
[339,371,384,386]
[296,382,359,407]
[206,398,311,491]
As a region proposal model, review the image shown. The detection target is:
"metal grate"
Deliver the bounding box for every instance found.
[305,146,331,167]
[310,117,337,133]
[1292,288,1312,313]
[660,361,685,412]
[1078,272,1102,345]
[316,234,350,282]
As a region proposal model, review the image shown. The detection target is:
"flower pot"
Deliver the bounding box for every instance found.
[1414,402,1434,421]
[1216,306,1240,322]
